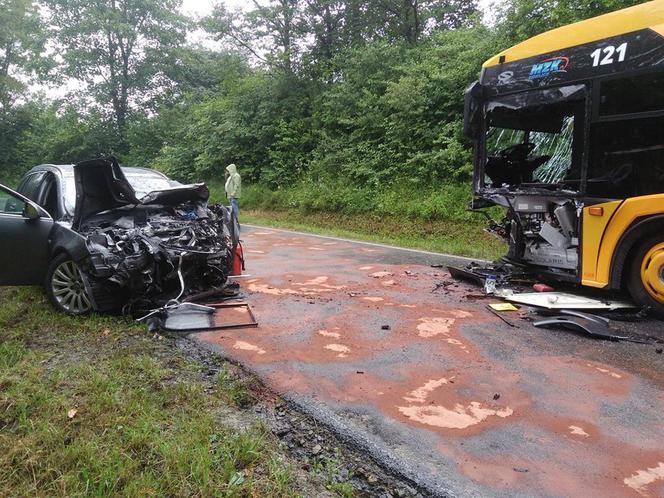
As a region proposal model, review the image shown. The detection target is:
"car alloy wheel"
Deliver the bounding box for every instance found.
[50,259,92,314]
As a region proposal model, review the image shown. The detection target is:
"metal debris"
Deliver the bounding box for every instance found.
[506,292,635,311]
[486,304,519,328]
[141,301,257,333]
[534,310,662,344]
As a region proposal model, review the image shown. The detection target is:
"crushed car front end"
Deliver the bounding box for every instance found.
[70,158,237,314]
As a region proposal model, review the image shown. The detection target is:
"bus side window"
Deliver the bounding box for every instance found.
[599,72,664,116]
[588,72,664,199]
[589,116,664,198]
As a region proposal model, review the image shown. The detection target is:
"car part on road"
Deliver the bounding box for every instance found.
[489,303,519,311]
[141,301,258,333]
[182,282,241,303]
[486,304,519,328]
[534,309,662,344]
[506,292,635,310]
[448,262,534,289]
[448,265,486,286]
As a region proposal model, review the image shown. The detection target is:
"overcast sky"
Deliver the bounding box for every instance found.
[181,0,496,20]
[37,0,496,99]
[181,0,243,17]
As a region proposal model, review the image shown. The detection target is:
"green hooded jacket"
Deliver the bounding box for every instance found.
[225,164,241,199]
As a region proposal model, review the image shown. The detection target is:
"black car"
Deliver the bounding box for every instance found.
[0,157,237,315]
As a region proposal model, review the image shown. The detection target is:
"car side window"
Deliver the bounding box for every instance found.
[0,189,26,215]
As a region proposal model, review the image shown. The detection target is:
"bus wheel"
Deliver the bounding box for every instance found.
[627,236,664,319]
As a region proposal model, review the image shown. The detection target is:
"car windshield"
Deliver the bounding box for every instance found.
[62,169,173,214]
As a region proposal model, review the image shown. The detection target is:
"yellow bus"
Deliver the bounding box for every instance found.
[464,0,664,316]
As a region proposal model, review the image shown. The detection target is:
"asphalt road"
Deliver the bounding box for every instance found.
[193,226,664,498]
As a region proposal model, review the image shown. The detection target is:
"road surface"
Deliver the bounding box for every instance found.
[193,226,664,498]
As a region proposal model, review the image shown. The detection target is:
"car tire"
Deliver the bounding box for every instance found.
[45,253,92,315]
[626,235,664,319]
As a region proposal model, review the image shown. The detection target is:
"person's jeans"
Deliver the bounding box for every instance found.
[230,198,239,220]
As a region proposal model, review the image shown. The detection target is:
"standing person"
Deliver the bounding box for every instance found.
[225,163,241,220]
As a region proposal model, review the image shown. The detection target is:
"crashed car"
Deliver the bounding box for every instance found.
[0,158,238,315]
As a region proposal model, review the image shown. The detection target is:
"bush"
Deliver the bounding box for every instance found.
[226,180,486,225]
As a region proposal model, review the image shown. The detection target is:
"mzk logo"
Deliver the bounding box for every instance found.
[529,57,569,79]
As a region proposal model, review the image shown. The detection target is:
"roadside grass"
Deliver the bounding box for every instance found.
[311,450,355,498]
[207,181,506,260]
[239,209,505,261]
[0,287,318,497]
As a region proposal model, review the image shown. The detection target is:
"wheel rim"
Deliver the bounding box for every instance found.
[640,242,664,304]
[51,260,92,314]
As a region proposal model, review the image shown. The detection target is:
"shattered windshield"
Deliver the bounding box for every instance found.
[62,169,173,215]
[482,85,585,190]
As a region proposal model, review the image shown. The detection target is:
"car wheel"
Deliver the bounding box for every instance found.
[626,235,664,319]
[45,253,92,315]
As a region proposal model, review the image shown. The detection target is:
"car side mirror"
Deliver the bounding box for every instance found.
[23,202,42,221]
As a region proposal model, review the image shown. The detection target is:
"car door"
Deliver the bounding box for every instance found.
[0,184,54,286]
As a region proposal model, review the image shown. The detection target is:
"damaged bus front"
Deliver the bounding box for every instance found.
[464,0,664,316]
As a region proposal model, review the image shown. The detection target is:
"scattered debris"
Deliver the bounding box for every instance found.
[432,279,463,295]
[533,283,555,293]
[448,265,486,287]
[506,292,635,311]
[486,305,519,328]
[448,262,532,289]
[371,271,394,278]
[488,303,519,312]
[534,310,661,344]
[140,302,258,333]
[67,408,78,419]
[484,275,497,294]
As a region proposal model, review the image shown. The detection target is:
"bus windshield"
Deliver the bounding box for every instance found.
[481,85,586,191]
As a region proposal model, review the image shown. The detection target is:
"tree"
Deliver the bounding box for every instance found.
[497,0,643,44]
[0,0,45,112]
[302,0,346,79]
[206,1,304,74]
[45,0,188,147]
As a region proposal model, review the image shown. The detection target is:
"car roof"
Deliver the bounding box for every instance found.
[27,164,171,180]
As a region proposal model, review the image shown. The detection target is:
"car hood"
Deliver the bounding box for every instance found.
[72,157,210,230]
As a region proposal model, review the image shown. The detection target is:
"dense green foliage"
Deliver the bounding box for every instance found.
[0,0,645,217]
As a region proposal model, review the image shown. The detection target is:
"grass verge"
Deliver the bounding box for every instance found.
[0,287,328,497]
[239,209,506,261]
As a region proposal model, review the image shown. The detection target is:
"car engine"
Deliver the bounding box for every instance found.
[79,203,236,313]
